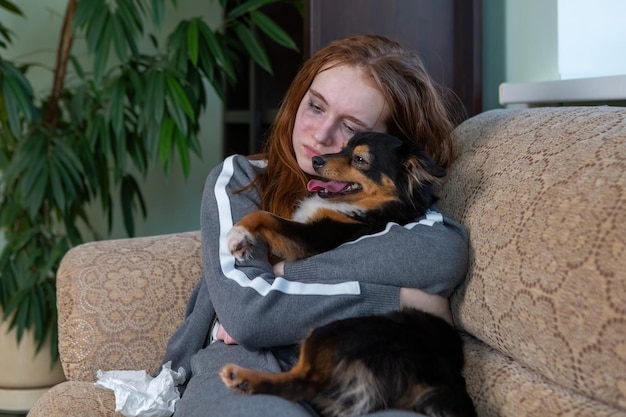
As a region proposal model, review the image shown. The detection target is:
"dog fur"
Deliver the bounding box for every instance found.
[221,132,476,417]
[220,309,476,417]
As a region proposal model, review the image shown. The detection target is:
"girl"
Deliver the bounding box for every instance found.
[164,35,469,417]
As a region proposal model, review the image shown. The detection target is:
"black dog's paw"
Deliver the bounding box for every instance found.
[227,226,255,261]
[219,364,251,393]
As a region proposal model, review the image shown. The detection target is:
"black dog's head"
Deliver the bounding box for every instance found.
[307,131,445,220]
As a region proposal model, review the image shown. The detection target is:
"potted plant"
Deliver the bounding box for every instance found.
[0,0,299,374]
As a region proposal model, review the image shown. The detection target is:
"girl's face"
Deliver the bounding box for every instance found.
[292,64,389,175]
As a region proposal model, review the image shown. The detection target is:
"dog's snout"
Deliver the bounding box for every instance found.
[312,156,325,170]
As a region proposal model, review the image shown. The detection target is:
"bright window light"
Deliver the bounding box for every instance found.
[558,0,626,79]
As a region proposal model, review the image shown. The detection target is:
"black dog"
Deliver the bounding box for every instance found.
[220,309,476,417]
[227,131,445,261]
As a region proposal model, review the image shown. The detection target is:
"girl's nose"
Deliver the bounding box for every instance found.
[313,119,336,146]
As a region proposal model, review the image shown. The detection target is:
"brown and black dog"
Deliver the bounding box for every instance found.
[220,309,476,417]
[221,132,476,417]
[226,131,445,262]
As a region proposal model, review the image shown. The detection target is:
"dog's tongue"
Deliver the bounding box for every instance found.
[307,179,350,193]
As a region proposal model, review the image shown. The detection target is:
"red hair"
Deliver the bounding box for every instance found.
[257,35,457,218]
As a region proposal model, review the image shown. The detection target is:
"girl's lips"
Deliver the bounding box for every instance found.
[304,145,320,159]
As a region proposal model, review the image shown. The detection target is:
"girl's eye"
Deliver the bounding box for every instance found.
[308,100,323,113]
[342,123,357,136]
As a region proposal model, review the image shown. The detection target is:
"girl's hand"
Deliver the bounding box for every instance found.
[399,287,453,324]
[216,324,238,345]
[272,261,285,276]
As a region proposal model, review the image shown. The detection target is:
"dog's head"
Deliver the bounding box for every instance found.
[307,132,446,217]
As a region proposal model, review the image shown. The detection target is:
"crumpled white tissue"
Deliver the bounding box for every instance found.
[95,361,186,417]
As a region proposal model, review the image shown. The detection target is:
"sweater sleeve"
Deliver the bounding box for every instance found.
[202,156,468,349]
[282,209,469,297]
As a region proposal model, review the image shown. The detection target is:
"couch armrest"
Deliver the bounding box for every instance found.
[440,106,626,412]
[56,231,201,382]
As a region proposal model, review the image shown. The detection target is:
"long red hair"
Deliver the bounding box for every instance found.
[257,35,458,218]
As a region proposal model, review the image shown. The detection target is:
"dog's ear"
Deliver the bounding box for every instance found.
[399,149,445,216]
[393,136,445,183]
[388,135,405,150]
[403,150,446,186]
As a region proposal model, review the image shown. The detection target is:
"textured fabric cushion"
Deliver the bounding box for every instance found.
[439,107,626,413]
[56,232,202,382]
[28,381,117,417]
[462,337,623,417]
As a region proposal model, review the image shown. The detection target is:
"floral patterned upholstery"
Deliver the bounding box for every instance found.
[29,107,626,417]
[29,232,202,417]
[439,107,626,417]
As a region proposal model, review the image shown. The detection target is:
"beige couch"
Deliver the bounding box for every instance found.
[29,106,626,417]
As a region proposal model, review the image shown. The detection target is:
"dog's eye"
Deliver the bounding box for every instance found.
[353,155,367,165]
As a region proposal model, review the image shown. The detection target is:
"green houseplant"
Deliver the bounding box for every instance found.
[0,0,299,363]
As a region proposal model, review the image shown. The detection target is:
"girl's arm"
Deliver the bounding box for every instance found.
[282,210,469,296]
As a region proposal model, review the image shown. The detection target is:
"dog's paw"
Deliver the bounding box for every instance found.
[219,364,251,394]
[227,225,255,261]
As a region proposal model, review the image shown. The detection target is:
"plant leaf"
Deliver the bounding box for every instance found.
[120,175,147,237]
[249,10,298,51]
[153,70,166,126]
[69,55,85,81]
[158,118,175,166]
[151,0,165,27]
[233,21,272,74]
[186,18,199,66]
[127,131,148,176]
[73,0,100,29]
[164,93,188,138]
[26,163,49,220]
[112,125,127,181]
[106,77,126,136]
[0,0,24,16]
[120,176,136,237]
[165,73,194,119]
[82,2,108,53]
[1,61,36,135]
[115,0,143,58]
[48,158,65,212]
[198,23,236,82]
[93,20,113,82]
[110,15,129,62]
[1,77,23,137]
[227,0,277,20]
[175,128,190,177]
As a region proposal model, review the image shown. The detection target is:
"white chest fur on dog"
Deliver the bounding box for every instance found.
[292,195,366,223]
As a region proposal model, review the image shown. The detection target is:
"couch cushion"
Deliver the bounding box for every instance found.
[57,232,202,381]
[439,107,626,411]
[27,380,117,417]
[462,336,623,417]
